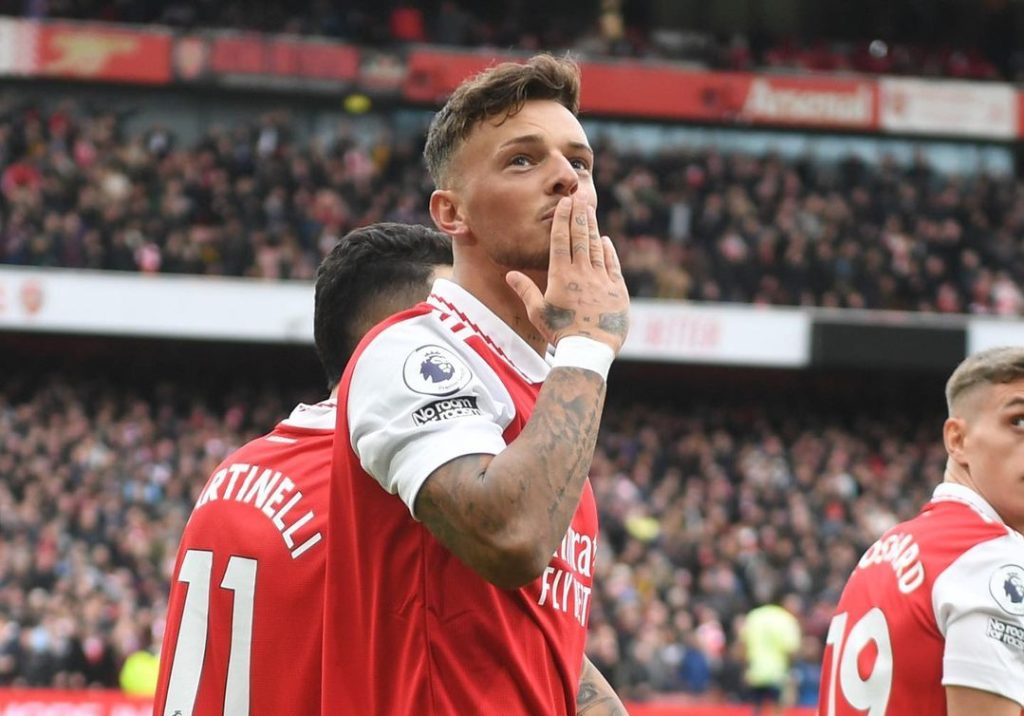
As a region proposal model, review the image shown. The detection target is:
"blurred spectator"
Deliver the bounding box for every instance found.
[789,636,822,707]
[738,595,802,715]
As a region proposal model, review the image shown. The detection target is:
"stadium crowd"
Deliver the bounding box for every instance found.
[2,101,1023,316]
[0,370,942,703]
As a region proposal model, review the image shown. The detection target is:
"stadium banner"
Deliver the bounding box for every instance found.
[35,20,172,84]
[0,690,151,716]
[173,31,360,90]
[879,77,1018,139]
[727,74,877,129]
[966,318,1024,355]
[0,690,814,716]
[0,268,815,365]
[621,301,811,367]
[0,267,313,343]
[405,48,878,130]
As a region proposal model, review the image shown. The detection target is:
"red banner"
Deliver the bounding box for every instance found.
[196,33,359,86]
[6,18,1024,139]
[404,49,877,130]
[35,21,171,84]
[0,690,151,716]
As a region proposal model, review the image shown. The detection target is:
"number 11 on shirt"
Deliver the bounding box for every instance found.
[824,608,893,716]
[163,550,257,716]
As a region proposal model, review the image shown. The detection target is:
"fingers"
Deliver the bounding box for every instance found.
[506,270,544,312]
[602,235,624,284]
[549,196,572,269]
[587,205,603,268]
[569,195,590,264]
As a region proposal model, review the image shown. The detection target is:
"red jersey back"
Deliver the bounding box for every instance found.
[323,280,599,715]
[820,484,1024,715]
[154,403,334,716]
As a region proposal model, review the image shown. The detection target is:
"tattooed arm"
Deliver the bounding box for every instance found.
[414,195,630,589]
[577,657,628,716]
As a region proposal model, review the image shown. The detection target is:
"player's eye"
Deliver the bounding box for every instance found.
[509,155,533,167]
[1011,415,1024,428]
[570,157,591,172]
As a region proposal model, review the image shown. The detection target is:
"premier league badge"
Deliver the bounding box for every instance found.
[990,564,1024,616]
[403,345,472,396]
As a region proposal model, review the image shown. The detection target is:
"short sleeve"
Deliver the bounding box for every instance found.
[345,316,515,517]
[934,533,1024,706]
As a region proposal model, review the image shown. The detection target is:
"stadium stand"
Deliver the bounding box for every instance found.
[2,101,1022,314]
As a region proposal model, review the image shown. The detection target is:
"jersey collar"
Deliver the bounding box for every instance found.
[932,482,1004,525]
[427,278,551,384]
[280,400,336,431]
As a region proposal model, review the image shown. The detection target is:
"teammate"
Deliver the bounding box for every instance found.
[819,346,1024,716]
[323,55,628,715]
[152,223,453,716]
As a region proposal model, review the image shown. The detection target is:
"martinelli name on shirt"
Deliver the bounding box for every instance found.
[193,462,322,559]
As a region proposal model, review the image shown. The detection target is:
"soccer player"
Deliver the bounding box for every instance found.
[820,346,1024,716]
[152,223,453,716]
[323,55,629,714]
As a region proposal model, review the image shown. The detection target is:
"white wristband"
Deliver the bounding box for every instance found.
[551,336,615,380]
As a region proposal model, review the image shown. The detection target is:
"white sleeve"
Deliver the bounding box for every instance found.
[933,533,1024,706]
[346,318,515,517]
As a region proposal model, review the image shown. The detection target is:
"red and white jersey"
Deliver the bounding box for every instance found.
[154,402,334,716]
[820,483,1024,715]
[323,279,599,716]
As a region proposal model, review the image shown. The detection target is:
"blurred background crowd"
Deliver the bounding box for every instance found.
[2,101,1023,315]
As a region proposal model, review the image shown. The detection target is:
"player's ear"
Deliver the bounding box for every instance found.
[943,416,967,463]
[430,190,472,244]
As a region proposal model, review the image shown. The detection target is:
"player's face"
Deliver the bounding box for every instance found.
[959,378,1024,530]
[445,99,596,271]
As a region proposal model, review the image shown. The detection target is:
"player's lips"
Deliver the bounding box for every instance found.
[538,204,560,222]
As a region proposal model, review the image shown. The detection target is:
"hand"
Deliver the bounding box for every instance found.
[506,195,630,354]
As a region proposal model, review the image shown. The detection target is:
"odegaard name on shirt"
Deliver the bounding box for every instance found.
[856,532,925,594]
[193,462,323,559]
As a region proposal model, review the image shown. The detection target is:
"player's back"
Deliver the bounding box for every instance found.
[820,484,1023,715]
[154,402,334,716]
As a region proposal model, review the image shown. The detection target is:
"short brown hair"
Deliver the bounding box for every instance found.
[423,54,581,188]
[945,346,1024,414]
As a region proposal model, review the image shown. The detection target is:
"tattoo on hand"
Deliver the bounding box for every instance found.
[597,311,629,338]
[575,214,587,226]
[543,303,576,331]
[567,281,581,292]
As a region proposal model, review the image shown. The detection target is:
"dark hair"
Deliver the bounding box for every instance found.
[423,53,581,188]
[314,222,453,390]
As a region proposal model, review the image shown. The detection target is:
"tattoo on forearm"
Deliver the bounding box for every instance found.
[577,664,626,715]
[415,370,606,587]
[597,311,628,337]
[543,303,576,330]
